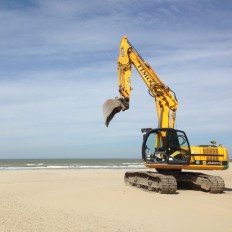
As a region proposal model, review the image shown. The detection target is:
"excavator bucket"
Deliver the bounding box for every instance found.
[103,99,123,127]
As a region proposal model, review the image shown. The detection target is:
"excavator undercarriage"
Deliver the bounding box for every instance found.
[124,171,177,194]
[124,171,225,194]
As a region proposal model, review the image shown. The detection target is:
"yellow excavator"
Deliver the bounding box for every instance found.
[103,36,229,194]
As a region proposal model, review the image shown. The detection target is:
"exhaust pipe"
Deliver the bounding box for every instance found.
[103,98,129,127]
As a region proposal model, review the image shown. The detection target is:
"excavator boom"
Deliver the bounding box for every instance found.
[103,36,177,128]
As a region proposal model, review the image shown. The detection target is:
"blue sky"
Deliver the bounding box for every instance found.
[0,0,231,158]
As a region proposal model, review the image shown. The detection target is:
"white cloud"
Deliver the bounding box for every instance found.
[0,0,231,158]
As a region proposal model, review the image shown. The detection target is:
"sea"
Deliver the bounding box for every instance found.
[0,158,231,171]
[0,159,145,171]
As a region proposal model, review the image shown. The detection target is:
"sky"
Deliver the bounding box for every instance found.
[0,0,231,159]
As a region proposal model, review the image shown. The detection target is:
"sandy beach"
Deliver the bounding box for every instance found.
[0,167,231,232]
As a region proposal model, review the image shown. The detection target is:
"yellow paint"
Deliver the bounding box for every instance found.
[112,36,229,172]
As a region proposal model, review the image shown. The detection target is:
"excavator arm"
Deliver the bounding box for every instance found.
[103,36,178,128]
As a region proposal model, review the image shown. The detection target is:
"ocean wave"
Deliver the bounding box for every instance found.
[122,162,144,165]
[0,159,146,171]
[0,164,145,170]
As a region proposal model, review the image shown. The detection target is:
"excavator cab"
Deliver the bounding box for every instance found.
[142,128,191,165]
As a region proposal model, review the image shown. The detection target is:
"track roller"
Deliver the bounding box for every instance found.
[124,171,177,194]
[173,172,225,193]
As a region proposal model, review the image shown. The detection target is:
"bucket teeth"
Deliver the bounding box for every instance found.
[103,99,123,127]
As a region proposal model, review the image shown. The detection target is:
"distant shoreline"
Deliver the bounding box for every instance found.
[0,158,230,171]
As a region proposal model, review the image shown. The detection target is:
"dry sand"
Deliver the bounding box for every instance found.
[0,167,232,232]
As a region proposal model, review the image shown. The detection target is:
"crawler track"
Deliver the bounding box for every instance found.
[174,172,225,193]
[124,171,225,194]
[124,171,177,194]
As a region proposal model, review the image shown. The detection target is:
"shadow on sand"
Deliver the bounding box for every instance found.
[224,187,232,192]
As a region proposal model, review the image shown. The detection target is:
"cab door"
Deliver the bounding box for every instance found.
[166,129,191,165]
[142,128,191,165]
